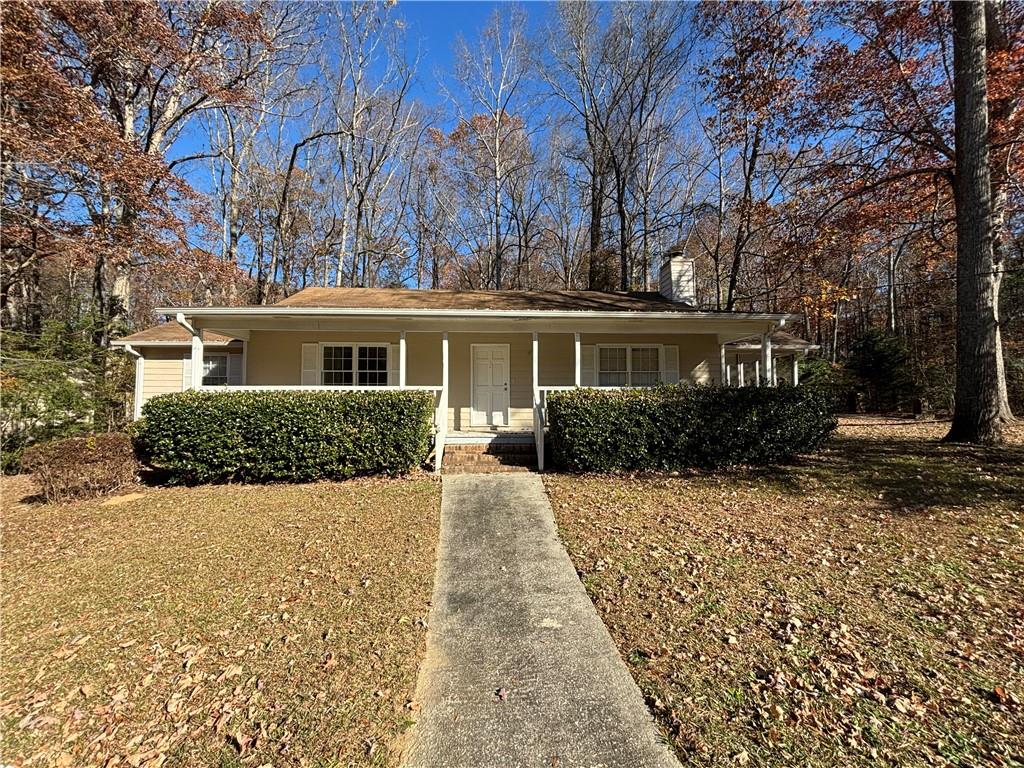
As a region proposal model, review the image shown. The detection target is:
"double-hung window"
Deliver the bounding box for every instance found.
[202,354,229,386]
[321,344,388,386]
[597,345,661,387]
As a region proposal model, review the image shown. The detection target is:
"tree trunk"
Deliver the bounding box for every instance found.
[587,168,604,290]
[946,0,1002,444]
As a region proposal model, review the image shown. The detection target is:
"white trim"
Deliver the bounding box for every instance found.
[124,344,144,420]
[399,330,407,388]
[573,332,581,387]
[595,343,663,387]
[240,340,247,385]
[190,334,204,390]
[533,332,543,472]
[157,305,794,323]
[111,340,237,348]
[437,333,449,473]
[197,384,442,392]
[470,343,511,428]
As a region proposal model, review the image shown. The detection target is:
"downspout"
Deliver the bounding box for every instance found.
[175,313,203,390]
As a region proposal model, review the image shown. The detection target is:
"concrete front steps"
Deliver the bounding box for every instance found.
[441,442,537,474]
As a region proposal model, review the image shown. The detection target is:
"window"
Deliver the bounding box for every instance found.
[357,345,388,385]
[202,354,229,386]
[631,347,660,386]
[598,347,628,386]
[322,345,353,385]
[321,344,388,386]
[597,345,661,387]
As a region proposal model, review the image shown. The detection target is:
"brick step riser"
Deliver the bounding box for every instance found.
[444,445,535,455]
[444,453,535,463]
[440,460,536,466]
[443,465,535,474]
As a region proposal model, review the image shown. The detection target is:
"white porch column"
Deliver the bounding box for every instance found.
[191,333,204,389]
[441,332,449,413]
[533,332,543,471]
[738,361,746,387]
[792,355,800,386]
[754,359,761,387]
[761,332,774,387]
[719,344,727,387]
[573,332,581,387]
[399,330,407,388]
[435,332,449,474]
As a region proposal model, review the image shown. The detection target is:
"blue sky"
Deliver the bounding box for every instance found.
[397,1,554,104]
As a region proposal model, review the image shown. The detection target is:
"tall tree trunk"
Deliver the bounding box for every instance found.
[615,165,629,291]
[985,0,1016,422]
[587,168,604,289]
[946,0,1002,444]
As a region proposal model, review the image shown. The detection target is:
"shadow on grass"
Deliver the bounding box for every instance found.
[750,434,1024,514]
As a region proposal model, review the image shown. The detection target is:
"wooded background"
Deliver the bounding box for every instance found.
[2,1,1021,455]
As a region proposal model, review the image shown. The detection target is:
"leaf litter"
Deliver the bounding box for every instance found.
[546,418,1024,767]
[1,475,440,767]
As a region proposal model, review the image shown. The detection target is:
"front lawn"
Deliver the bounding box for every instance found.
[546,418,1024,767]
[1,476,440,767]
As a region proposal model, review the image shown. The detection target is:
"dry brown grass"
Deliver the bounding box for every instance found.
[546,418,1024,767]
[1,475,441,768]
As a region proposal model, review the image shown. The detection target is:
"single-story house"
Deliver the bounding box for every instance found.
[113,254,814,470]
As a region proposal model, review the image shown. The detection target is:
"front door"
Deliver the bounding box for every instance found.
[471,344,510,427]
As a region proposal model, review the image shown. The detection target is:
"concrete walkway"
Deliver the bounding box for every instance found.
[404,474,681,768]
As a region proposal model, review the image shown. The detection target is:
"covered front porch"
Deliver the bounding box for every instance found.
[173,310,792,472]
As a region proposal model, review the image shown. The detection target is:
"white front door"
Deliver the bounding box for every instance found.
[471,344,510,427]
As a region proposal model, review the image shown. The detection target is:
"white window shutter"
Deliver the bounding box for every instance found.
[387,344,400,386]
[581,345,596,386]
[181,350,192,390]
[227,353,243,385]
[301,343,319,385]
[663,345,680,384]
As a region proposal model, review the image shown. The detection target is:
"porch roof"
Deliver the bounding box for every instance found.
[110,326,238,347]
[725,330,820,352]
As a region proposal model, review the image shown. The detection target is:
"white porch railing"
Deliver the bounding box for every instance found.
[198,384,448,473]
[534,386,576,472]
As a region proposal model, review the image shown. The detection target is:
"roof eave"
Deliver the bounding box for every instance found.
[154,305,795,323]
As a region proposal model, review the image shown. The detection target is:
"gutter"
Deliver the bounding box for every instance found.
[154,305,795,323]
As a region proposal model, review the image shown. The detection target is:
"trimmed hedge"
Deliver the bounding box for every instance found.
[547,385,837,472]
[22,433,139,502]
[134,390,434,484]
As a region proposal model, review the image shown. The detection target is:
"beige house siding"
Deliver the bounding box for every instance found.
[138,346,244,412]
[241,329,725,431]
[539,333,723,386]
[140,348,185,405]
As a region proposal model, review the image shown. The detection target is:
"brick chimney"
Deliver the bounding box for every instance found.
[658,249,696,305]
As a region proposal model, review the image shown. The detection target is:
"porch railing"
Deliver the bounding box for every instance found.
[197,384,448,473]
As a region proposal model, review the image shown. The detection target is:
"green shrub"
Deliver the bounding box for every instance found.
[847,329,920,412]
[134,390,434,484]
[547,385,837,473]
[22,433,139,502]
